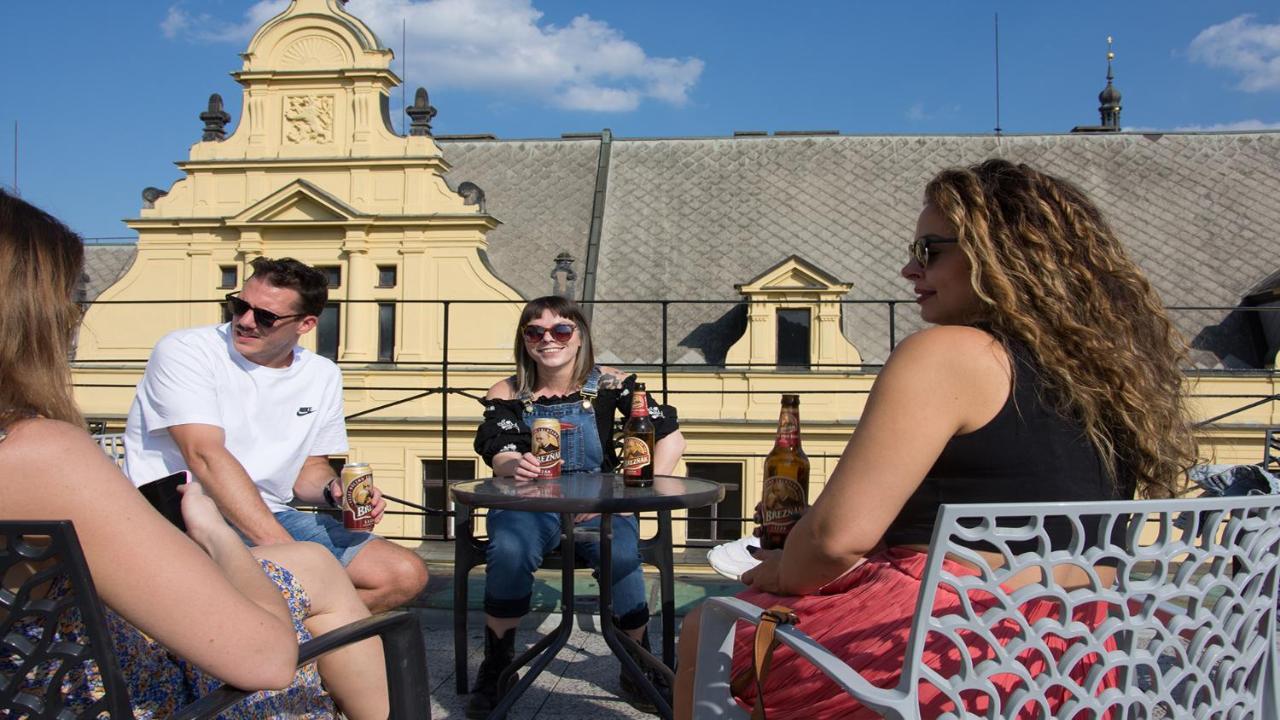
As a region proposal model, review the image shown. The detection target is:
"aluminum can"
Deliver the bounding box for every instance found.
[531,418,562,478]
[341,462,376,531]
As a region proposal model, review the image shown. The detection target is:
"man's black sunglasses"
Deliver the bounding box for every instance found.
[224,293,307,329]
[909,235,958,267]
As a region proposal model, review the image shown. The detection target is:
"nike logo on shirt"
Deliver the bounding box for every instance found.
[297,407,315,416]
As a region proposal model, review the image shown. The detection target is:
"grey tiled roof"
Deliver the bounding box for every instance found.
[444,131,1280,370]
[82,245,136,302]
[438,137,601,301]
[79,131,1280,370]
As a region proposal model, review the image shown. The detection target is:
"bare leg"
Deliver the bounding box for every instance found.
[344,537,429,612]
[485,614,521,635]
[673,606,703,720]
[254,543,390,720]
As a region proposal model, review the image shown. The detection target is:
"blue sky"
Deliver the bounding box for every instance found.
[2,0,1278,239]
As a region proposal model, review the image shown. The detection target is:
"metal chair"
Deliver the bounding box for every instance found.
[1263,427,1280,473]
[91,432,126,468]
[693,495,1280,718]
[451,501,677,693]
[0,520,431,719]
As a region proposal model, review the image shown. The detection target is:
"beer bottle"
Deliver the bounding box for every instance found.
[621,383,656,487]
[760,394,809,549]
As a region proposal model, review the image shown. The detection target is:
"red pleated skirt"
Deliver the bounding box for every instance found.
[730,547,1117,719]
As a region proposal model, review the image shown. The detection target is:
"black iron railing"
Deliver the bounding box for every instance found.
[77,298,1280,547]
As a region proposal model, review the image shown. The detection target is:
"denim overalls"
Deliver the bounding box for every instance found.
[483,367,649,629]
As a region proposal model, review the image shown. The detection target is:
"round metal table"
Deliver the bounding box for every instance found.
[450,473,725,719]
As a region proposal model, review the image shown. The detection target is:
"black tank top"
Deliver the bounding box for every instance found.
[883,338,1133,552]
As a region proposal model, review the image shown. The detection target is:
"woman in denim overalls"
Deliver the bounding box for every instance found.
[470,296,686,717]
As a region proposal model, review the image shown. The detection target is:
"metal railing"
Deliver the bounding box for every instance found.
[77,297,1280,548]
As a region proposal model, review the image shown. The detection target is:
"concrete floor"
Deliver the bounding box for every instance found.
[414,606,677,719]
[409,550,744,718]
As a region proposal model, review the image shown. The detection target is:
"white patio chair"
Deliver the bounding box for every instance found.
[693,495,1280,718]
[91,432,126,468]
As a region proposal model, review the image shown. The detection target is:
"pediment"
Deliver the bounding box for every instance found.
[736,255,851,296]
[230,180,363,225]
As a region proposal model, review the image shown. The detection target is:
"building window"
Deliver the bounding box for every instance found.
[423,459,474,539]
[377,303,396,362]
[684,461,743,544]
[319,266,341,288]
[776,308,811,369]
[377,265,397,288]
[317,302,340,360]
[218,265,237,289]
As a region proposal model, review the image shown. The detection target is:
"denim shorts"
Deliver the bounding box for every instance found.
[273,509,374,567]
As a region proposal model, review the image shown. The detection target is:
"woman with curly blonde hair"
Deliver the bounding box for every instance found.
[674,159,1197,719]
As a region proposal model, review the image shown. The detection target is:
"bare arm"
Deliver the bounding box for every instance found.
[742,326,1011,595]
[292,455,388,525]
[654,429,686,476]
[293,455,340,505]
[168,422,293,545]
[0,419,299,690]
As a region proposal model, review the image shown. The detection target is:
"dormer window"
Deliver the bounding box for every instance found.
[726,255,861,372]
[776,308,811,369]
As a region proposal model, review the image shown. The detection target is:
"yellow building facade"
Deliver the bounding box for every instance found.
[72,0,1279,548]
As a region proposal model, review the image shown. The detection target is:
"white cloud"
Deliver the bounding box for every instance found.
[1189,14,1280,92]
[903,101,961,123]
[1127,119,1280,132]
[161,1,288,43]
[162,0,703,112]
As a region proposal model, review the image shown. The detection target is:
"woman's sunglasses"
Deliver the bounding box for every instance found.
[225,293,307,329]
[909,235,958,267]
[521,322,576,343]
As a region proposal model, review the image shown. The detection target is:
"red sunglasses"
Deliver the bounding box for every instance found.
[521,322,576,343]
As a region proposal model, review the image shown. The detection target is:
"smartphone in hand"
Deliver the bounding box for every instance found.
[137,470,190,532]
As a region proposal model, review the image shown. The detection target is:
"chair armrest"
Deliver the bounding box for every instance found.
[168,610,429,720]
[692,597,909,720]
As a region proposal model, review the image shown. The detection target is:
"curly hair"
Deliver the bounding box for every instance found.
[0,189,86,428]
[924,159,1196,498]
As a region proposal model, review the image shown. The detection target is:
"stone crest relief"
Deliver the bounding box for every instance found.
[284,95,334,144]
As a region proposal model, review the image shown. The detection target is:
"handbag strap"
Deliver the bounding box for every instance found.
[729,604,798,720]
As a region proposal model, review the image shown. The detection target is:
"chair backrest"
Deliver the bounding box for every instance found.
[898,495,1280,717]
[1264,428,1280,473]
[0,520,134,718]
[91,433,126,468]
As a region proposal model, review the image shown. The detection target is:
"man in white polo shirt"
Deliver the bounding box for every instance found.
[125,257,427,612]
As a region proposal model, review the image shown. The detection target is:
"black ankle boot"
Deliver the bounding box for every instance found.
[466,627,516,719]
[617,629,671,714]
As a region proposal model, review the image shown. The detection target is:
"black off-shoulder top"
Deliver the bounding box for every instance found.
[473,372,679,472]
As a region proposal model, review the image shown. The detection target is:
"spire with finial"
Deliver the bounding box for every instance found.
[200,94,231,141]
[406,87,437,137]
[1098,36,1122,129]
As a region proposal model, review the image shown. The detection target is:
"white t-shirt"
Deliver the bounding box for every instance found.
[124,323,349,513]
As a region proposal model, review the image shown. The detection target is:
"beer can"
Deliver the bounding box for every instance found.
[341,462,376,531]
[531,418,562,478]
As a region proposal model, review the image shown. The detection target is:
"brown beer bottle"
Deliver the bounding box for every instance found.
[760,394,809,549]
[621,383,656,487]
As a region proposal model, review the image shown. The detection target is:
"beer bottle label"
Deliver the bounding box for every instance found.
[621,436,652,475]
[776,411,799,447]
[761,475,806,530]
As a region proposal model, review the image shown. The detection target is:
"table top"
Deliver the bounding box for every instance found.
[450,473,725,513]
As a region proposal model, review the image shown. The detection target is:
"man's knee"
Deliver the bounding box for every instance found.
[350,539,428,602]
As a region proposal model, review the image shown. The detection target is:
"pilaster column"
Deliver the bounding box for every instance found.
[236,230,263,282]
[342,231,377,362]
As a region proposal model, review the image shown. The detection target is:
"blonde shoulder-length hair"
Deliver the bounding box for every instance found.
[512,296,595,396]
[0,189,86,428]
